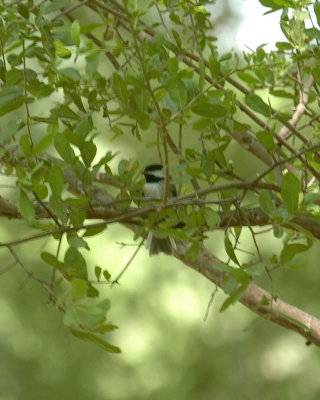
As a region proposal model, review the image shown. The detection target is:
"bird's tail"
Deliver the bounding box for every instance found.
[146,232,176,256]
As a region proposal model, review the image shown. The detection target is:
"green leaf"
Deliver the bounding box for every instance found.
[64,306,81,328]
[269,89,294,99]
[169,80,187,109]
[5,68,23,85]
[48,165,64,199]
[171,29,181,47]
[245,93,270,117]
[237,71,260,85]
[185,241,200,261]
[256,130,275,150]
[275,41,293,51]
[280,243,309,264]
[71,20,80,47]
[67,233,89,250]
[220,282,249,312]
[49,197,68,220]
[93,324,118,333]
[112,72,128,104]
[71,329,121,353]
[53,104,80,121]
[32,183,48,200]
[224,235,239,265]
[258,0,286,9]
[259,189,275,216]
[19,189,35,221]
[213,263,237,274]
[69,208,86,226]
[95,266,102,281]
[18,3,30,18]
[103,270,111,281]
[274,0,296,8]
[20,134,32,158]
[245,262,266,277]
[281,172,300,214]
[80,140,97,167]
[203,207,220,229]
[41,252,65,270]
[83,226,106,237]
[209,56,220,79]
[32,133,54,157]
[0,86,24,116]
[54,134,75,163]
[315,2,320,27]
[71,278,87,300]
[131,89,151,113]
[87,283,99,298]
[167,57,178,75]
[75,120,92,139]
[192,103,227,118]
[54,39,72,58]
[311,67,320,85]
[0,119,23,144]
[64,247,87,279]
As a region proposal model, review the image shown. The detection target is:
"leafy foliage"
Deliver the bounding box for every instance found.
[1,0,320,352]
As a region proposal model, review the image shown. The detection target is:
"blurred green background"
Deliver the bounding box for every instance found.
[1,1,320,399]
[1,220,320,400]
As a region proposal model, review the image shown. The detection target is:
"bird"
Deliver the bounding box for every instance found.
[142,164,177,256]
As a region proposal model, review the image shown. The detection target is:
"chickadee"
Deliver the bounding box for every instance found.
[143,164,177,256]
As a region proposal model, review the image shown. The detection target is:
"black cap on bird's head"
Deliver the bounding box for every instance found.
[143,164,164,183]
[145,164,162,169]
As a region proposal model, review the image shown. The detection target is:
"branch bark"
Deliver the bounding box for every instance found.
[174,241,320,346]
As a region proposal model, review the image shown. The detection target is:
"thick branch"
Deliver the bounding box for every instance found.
[174,241,320,346]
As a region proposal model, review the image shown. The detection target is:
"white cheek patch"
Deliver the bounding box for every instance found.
[150,169,165,179]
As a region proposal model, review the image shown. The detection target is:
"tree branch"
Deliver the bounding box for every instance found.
[174,241,320,346]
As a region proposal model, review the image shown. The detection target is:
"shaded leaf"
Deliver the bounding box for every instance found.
[48,165,64,199]
[0,86,24,116]
[112,72,128,104]
[280,243,309,264]
[224,235,239,265]
[203,207,220,229]
[71,329,121,353]
[32,133,54,157]
[0,119,23,144]
[41,252,65,270]
[256,130,274,150]
[19,189,35,221]
[64,247,87,279]
[281,172,300,214]
[71,278,87,300]
[54,134,75,163]
[220,282,249,312]
[259,189,275,216]
[192,103,227,118]
[245,93,270,117]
